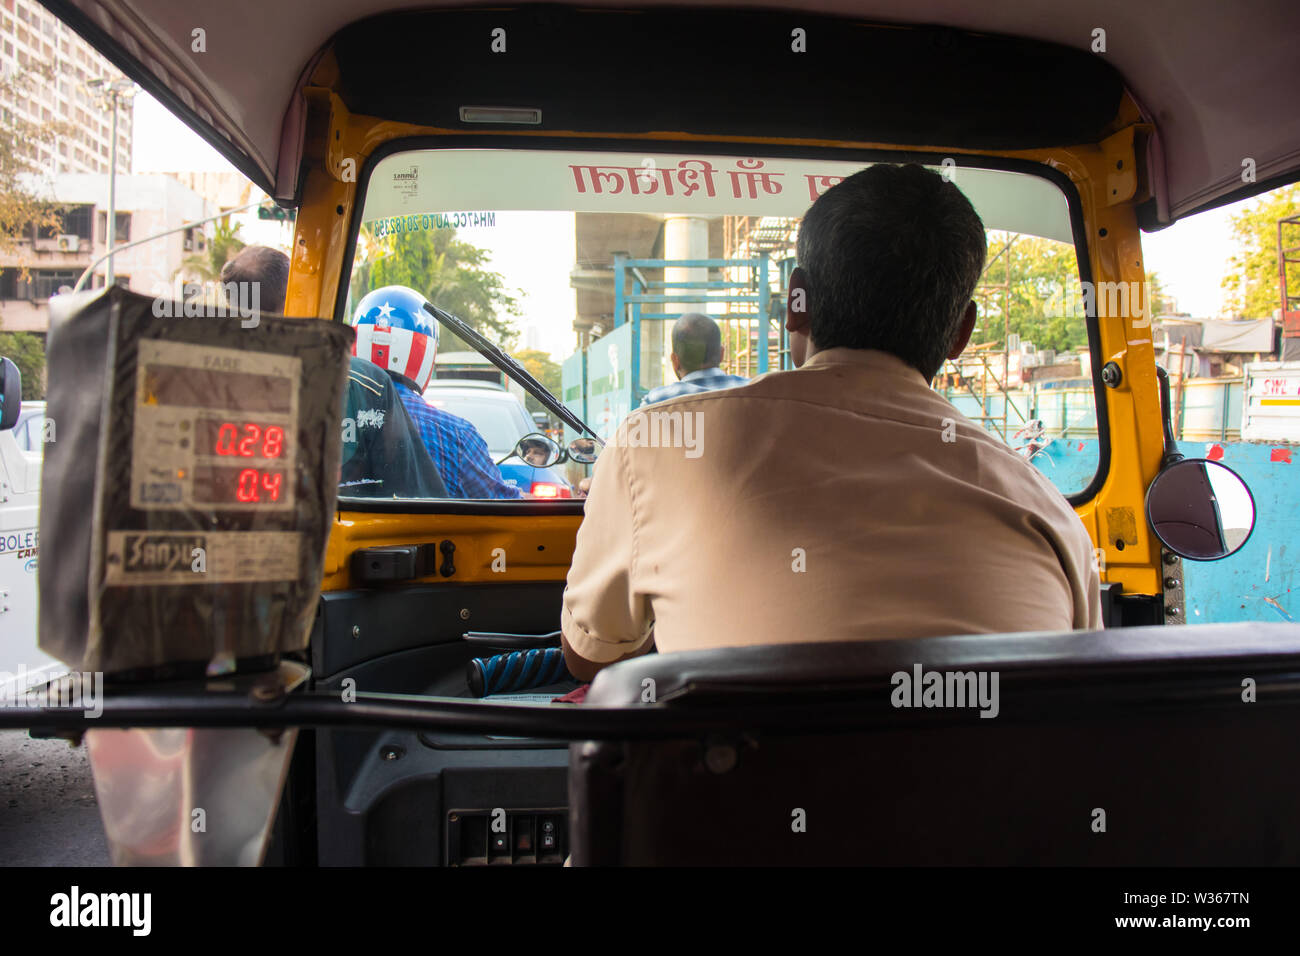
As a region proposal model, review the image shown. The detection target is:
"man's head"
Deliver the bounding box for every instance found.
[220,245,290,316]
[787,163,987,379]
[670,312,724,379]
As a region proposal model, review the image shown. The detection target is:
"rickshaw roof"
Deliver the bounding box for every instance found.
[44,0,1300,226]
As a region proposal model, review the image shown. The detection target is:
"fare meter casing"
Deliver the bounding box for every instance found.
[39,288,353,677]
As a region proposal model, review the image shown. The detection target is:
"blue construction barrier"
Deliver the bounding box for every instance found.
[1033,438,1299,625]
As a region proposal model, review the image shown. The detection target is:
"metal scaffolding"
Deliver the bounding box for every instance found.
[721,215,798,375]
[937,233,1026,442]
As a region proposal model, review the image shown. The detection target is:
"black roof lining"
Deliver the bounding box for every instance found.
[332,6,1127,152]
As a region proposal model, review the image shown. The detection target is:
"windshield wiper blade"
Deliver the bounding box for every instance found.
[422,302,597,440]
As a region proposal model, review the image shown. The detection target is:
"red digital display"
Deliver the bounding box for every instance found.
[191,465,287,505]
[197,418,288,460]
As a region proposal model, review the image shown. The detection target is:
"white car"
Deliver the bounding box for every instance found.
[423,380,575,497]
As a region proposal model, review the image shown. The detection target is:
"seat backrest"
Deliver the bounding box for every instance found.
[569,623,1300,865]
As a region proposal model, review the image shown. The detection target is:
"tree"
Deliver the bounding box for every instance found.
[178,218,245,282]
[0,331,46,400]
[0,65,72,400]
[965,233,1170,353]
[1221,183,1300,318]
[0,64,66,255]
[970,233,1088,353]
[350,226,521,348]
[1147,271,1177,317]
[513,348,562,412]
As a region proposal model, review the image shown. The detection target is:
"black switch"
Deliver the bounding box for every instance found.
[351,546,420,584]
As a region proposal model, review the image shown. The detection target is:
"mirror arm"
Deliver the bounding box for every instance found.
[1155,366,1184,468]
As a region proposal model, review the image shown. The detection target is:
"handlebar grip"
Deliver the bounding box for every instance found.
[467,647,572,697]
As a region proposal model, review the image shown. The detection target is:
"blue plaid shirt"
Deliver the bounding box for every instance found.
[394,383,522,499]
[640,366,750,407]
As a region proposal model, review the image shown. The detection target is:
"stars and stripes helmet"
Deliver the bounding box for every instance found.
[351,285,439,390]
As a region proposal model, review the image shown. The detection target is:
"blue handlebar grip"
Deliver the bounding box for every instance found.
[467,647,571,697]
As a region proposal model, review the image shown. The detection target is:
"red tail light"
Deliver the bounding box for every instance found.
[529,481,572,498]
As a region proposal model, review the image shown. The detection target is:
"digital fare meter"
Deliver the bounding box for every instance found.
[39,288,353,677]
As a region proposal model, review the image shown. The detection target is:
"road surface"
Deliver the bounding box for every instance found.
[0,731,110,866]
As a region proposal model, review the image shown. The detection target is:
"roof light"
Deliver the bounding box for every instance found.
[459,106,542,125]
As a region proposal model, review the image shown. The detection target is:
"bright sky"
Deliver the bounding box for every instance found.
[132,93,576,357]
[133,88,1262,356]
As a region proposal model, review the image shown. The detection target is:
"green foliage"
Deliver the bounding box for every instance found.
[350,226,521,346]
[1147,271,1176,317]
[971,233,1087,353]
[179,219,245,282]
[1221,184,1300,318]
[513,348,562,412]
[968,233,1170,353]
[0,330,46,400]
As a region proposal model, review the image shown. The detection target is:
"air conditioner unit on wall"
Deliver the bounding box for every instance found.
[56,234,79,252]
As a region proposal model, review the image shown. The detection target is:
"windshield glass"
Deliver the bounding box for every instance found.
[345,147,1100,501]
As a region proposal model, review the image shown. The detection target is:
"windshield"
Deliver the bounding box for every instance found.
[345,147,1100,502]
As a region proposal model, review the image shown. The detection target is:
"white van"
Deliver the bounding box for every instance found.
[0,393,58,690]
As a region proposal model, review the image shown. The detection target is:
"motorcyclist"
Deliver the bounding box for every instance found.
[351,285,522,499]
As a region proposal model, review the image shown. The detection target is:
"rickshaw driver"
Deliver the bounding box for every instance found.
[560,163,1103,682]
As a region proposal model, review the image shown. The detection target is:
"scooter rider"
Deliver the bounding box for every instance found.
[351,285,522,499]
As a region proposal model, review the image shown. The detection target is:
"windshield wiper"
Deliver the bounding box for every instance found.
[422,302,598,440]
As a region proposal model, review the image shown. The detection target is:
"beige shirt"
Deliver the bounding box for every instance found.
[561,348,1103,664]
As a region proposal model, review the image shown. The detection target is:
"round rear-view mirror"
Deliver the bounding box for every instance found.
[1145,458,1256,561]
[567,437,600,465]
[515,434,562,468]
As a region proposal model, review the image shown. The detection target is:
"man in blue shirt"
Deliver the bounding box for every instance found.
[640,312,749,407]
[352,285,521,499]
[389,372,522,499]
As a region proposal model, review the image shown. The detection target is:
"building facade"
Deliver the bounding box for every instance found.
[0,173,211,332]
[0,0,133,176]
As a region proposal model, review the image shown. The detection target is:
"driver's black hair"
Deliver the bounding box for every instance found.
[796,163,987,379]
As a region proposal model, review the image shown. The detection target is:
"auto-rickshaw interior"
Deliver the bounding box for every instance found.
[15,1,1300,866]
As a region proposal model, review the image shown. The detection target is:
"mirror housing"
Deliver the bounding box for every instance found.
[0,357,21,431]
[1146,457,1256,561]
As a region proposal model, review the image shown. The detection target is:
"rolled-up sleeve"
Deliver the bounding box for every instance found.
[561,437,654,665]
